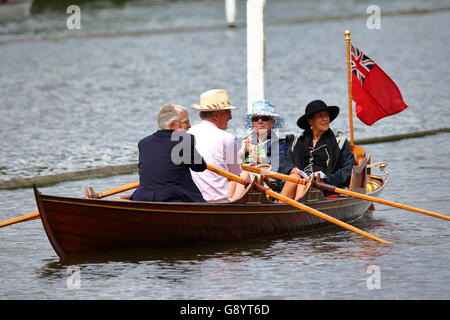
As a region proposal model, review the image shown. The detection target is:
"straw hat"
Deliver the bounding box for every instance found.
[192,89,238,111]
[243,99,285,129]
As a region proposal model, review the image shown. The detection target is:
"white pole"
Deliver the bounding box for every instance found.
[225,0,236,28]
[247,0,265,113]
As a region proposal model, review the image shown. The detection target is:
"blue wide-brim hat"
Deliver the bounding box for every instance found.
[243,99,285,129]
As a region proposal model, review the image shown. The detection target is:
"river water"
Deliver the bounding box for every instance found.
[0,0,449,300]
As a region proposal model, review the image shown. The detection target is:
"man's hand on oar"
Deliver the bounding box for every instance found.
[242,164,449,222]
[207,163,390,244]
[0,181,140,228]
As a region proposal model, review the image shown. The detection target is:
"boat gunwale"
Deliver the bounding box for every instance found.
[39,196,368,214]
[35,175,388,215]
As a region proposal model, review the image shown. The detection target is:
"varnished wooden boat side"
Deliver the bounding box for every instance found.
[34,175,387,259]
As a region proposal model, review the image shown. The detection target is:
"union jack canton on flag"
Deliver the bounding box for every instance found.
[350,44,408,126]
[351,45,375,85]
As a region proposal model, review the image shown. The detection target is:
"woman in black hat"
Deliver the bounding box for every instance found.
[279,100,355,200]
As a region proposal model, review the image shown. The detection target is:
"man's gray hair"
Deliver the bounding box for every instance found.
[199,111,214,119]
[157,104,188,129]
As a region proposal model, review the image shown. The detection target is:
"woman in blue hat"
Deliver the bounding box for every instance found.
[238,99,289,193]
[240,99,286,170]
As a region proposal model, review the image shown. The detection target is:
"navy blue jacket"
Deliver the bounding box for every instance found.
[131,130,207,202]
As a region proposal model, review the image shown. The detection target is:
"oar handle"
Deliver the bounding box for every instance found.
[206,164,246,185]
[312,181,337,194]
[95,181,139,198]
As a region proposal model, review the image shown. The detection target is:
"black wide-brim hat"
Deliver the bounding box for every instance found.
[296,100,340,130]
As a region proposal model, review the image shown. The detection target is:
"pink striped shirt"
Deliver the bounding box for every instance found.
[188,120,241,201]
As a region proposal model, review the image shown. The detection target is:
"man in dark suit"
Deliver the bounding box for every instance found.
[131,104,207,202]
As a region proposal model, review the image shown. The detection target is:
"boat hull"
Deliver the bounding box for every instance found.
[0,0,33,23]
[34,176,387,259]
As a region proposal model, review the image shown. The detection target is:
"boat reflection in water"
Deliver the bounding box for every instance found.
[0,0,33,23]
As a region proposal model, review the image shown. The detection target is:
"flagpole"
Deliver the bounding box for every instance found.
[345,30,354,145]
[247,0,266,113]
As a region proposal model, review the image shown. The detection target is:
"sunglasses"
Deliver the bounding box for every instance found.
[252,115,273,122]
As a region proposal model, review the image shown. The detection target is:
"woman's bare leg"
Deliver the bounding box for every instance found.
[294,184,308,200]
[280,173,301,199]
[229,171,251,201]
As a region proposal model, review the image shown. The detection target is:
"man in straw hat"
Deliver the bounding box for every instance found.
[188,89,243,202]
[280,99,355,200]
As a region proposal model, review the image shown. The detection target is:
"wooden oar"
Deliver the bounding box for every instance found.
[206,164,247,185]
[0,211,41,228]
[242,164,308,185]
[252,183,390,244]
[314,181,450,222]
[242,164,449,222]
[207,164,390,244]
[88,181,139,199]
[0,181,139,228]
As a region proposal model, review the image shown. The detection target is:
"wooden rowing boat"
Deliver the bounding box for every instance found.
[34,148,388,259]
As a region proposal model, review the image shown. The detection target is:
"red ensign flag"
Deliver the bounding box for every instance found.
[351,45,408,125]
